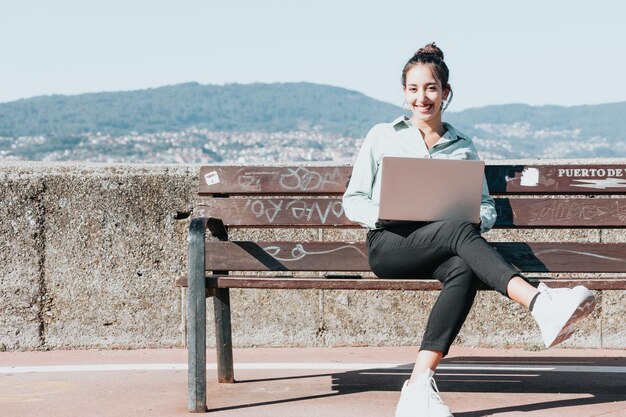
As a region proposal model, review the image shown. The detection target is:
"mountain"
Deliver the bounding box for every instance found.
[0,82,624,162]
[446,102,626,143]
[445,103,626,159]
[0,82,400,138]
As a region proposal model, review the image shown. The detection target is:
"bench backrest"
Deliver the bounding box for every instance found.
[193,163,626,288]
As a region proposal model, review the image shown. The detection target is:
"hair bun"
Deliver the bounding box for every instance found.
[415,42,444,60]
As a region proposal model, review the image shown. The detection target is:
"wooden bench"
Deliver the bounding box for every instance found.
[177,162,626,412]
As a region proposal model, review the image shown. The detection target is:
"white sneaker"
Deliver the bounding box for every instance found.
[395,370,453,417]
[531,283,596,348]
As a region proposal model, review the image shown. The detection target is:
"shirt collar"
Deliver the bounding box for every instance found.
[391,116,468,142]
[391,115,410,131]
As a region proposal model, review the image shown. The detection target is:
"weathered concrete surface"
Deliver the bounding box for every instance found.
[602,228,626,243]
[601,290,626,349]
[41,167,195,349]
[229,289,323,346]
[0,175,45,350]
[0,161,624,351]
[1,163,196,350]
[321,290,438,347]
[485,228,601,243]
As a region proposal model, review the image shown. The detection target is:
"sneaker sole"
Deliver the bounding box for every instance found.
[547,294,596,348]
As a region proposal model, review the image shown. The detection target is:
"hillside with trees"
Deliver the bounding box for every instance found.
[0,82,624,162]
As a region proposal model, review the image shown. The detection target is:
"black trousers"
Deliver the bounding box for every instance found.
[366,220,520,356]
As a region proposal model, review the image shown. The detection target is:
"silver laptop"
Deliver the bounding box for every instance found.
[378,156,485,225]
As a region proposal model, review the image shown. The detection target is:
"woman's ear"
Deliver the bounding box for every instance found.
[443,85,451,101]
[401,86,408,103]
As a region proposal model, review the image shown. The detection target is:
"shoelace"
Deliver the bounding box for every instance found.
[428,377,445,405]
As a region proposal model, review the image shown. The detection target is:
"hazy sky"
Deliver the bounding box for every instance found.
[1,0,624,110]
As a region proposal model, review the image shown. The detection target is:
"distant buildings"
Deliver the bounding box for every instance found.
[0,123,623,163]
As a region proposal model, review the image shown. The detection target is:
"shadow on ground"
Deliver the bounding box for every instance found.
[209,355,626,416]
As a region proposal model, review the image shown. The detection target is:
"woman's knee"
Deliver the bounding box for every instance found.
[369,251,399,278]
[369,257,384,277]
[435,256,477,287]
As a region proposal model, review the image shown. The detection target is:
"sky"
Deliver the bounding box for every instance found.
[1,0,625,111]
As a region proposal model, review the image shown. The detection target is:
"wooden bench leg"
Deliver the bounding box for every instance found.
[214,288,235,383]
[188,217,208,413]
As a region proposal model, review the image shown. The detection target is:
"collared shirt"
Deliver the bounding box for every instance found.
[342,115,497,232]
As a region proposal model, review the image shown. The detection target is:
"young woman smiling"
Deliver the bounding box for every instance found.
[342,43,597,417]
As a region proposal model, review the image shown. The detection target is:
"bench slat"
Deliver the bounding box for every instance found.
[486,164,626,194]
[199,166,349,195]
[494,198,626,227]
[204,241,626,273]
[195,198,626,227]
[175,275,626,291]
[198,164,626,195]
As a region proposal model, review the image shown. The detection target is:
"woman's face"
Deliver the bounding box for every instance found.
[403,63,449,124]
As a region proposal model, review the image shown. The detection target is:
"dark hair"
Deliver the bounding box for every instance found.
[401,42,453,110]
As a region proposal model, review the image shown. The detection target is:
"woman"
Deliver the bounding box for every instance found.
[342,43,596,417]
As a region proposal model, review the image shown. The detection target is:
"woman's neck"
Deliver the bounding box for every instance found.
[410,116,446,137]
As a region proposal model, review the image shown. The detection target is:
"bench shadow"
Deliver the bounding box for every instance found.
[233,241,290,271]
[485,165,526,194]
[496,242,549,275]
[210,355,626,415]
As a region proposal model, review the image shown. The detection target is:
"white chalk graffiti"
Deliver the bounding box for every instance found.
[286,200,344,224]
[538,201,610,220]
[235,167,343,191]
[279,167,341,191]
[244,199,284,223]
[534,249,626,263]
[263,243,367,262]
[244,199,344,224]
[238,175,262,188]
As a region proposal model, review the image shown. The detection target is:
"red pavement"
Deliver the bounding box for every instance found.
[0,346,625,417]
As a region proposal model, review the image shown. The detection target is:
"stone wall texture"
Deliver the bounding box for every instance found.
[1,161,624,351]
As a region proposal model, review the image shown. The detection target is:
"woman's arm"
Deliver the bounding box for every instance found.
[478,175,497,232]
[466,142,497,232]
[342,128,380,229]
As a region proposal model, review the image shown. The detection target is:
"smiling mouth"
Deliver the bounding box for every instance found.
[414,104,434,113]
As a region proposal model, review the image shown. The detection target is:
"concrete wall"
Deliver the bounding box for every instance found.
[1,162,624,352]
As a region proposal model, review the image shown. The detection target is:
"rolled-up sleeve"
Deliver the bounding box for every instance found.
[342,128,380,229]
[478,176,497,232]
[466,143,497,232]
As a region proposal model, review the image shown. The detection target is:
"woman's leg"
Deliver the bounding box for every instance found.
[410,256,479,383]
[369,220,595,350]
[507,276,539,308]
[368,221,523,369]
[368,223,538,417]
[369,221,597,416]
[369,220,525,296]
[411,351,443,383]
[390,220,540,306]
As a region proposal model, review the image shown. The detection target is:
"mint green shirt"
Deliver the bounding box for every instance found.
[342,116,497,232]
